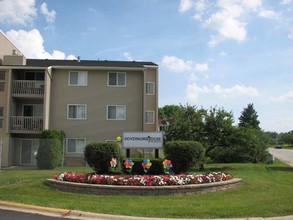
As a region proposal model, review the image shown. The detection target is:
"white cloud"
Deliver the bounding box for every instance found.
[6,29,75,59]
[289,30,293,40]
[178,0,276,46]
[281,0,293,4]
[272,91,293,102]
[205,10,247,44]
[193,0,206,20]
[0,0,37,25]
[123,52,133,61]
[259,10,278,19]
[241,0,262,11]
[195,63,209,72]
[186,83,210,102]
[162,56,209,73]
[179,0,194,12]
[213,84,259,98]
[185,83,259,102]
[40,2,56,23]
[219,51,227,56]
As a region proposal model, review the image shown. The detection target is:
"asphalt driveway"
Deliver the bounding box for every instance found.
[268,148,293,167]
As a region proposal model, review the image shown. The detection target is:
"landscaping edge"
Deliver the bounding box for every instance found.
[45,178,242,196]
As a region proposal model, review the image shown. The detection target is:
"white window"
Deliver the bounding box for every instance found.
[145,111,155,124]
[108,72,126,86]
[67,104,87,119]
[69,71,87,86]
[107,105,126,120]
[67,138,86,154]
[146,82,155,95]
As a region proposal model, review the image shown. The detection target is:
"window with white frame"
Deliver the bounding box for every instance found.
[69,71,87,86]
[67,104,87,119]
[107,105,126,120]
[145,111,155,124]
[146,82,155,95]
[67,138,86,153]
[108,72,126,86]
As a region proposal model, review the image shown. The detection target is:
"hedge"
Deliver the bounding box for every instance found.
[84,142,123,174]
[164,141,205,173]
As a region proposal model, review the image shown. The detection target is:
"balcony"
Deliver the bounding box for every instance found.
[10,116,43,134]
[12,80,44,97]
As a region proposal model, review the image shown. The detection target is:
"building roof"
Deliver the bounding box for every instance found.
[26,59,158,68]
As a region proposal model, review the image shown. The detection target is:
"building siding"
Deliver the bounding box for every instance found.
[50,69,144,142]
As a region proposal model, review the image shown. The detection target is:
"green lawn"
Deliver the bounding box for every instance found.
[0,160,292,219]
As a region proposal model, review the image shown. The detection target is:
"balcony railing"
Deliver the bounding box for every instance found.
[10,116,43,134]
[12,80,44,97]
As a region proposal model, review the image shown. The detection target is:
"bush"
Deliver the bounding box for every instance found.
[84,142,122,174]
[209,128,268,163]
[123,158,164,175]
[164,141,205,174]
[36,129,65,169]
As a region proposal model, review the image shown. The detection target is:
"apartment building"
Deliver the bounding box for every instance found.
[0,31,158,167]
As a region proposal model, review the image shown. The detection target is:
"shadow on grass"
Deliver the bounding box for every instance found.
[266,166,293,172]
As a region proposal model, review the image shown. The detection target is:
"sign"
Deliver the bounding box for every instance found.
[122,132,163,149]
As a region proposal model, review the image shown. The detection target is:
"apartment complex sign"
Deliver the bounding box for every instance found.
[122,132,163,149]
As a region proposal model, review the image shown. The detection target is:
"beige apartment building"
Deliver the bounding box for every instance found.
[0,31,158,167]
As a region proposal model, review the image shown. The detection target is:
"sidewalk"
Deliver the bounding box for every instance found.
[0,200,292,220]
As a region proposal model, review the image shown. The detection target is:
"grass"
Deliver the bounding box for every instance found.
[0,160,292,219]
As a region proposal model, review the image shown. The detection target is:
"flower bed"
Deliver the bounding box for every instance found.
[54,172,233,186]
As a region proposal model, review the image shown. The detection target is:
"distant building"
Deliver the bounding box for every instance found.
[0,30,158,167]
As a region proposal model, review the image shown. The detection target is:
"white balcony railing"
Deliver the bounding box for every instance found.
[12,80,44,96]
[10,116,43,134]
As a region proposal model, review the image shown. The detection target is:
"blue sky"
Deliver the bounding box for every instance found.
[0,0,293,132]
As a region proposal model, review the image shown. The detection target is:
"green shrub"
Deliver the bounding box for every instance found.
[84,142,122,174]
[36,129,65,169]
[148,158,164,174]
[123,158,164,175]
[209,128,268,163]
[164,141,205,174]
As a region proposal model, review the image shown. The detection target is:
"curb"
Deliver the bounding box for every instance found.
[0,200,292,220]
[0,200,70,216]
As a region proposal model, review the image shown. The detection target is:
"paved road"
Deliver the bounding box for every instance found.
[269,148,293,167]
[0,208,67,220]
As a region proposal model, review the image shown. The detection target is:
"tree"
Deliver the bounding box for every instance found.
[158,105,181,119]
[209,127,268,163]
[238,103,260,129]
[203,107,235,157]
[36,129,65,169]
[164,105,235,156]
[280,131,293,146]
[164,105,206,143]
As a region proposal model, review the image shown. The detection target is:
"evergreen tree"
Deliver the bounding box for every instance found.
[238,103,260,129]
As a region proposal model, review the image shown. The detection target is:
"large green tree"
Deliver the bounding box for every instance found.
[159,105,181,120]
[164,105,234,156]
[164,105,206,142]
[203,107,235,156]
[238,103,260,129]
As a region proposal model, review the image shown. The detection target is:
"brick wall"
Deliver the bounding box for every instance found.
[45,178,242,196]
